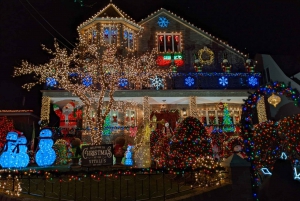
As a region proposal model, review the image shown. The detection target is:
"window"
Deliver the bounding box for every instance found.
[124,30,134,49]
[157,33,181,52]
[125,110,136,126]
[87,29,97,44]
[103,26,118,44]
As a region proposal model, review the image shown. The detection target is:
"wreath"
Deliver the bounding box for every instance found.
[198,46,214,65]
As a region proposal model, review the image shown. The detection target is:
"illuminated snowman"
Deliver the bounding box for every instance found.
[15,136,29,168]
[35,129,56,166]
[124,145,133,166]
[0,131,18,168]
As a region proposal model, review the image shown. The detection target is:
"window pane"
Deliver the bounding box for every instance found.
[166,35,172,52]
[129,33,133,49]
[174,35,180,52]
[111,27,117,44]
[158,35,164,52]
[103,27,110,43]
[124,30,128,39]
[92,30,97,44]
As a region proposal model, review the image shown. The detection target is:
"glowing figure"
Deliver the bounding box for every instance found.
[14,136,29,168]
[35,129,56,166]
[0,131,18,168]
[124,145,133,166]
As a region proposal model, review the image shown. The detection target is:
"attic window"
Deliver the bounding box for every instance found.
[157,33,181,52]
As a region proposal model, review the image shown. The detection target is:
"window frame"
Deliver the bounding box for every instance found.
[157,33,181,53]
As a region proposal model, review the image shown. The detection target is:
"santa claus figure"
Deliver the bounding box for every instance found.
[53,102,82,135]
[162,122,173,138]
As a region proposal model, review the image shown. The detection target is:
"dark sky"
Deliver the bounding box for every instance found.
[0,0,300,116]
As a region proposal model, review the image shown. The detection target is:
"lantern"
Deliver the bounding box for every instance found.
[268,93,281,107]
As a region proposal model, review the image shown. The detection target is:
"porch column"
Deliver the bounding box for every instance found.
[40,96,50,125]
[134,96,151,168]
[189,96,198,118]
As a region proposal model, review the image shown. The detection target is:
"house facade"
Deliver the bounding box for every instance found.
[41,3,261,144]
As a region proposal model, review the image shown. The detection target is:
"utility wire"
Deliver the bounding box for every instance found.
[25,0,75,48]
[18,0,73,51]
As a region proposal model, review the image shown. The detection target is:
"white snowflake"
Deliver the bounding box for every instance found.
[157,17,169,28]
[185,76,194,86]
[219,76,228,86]
[150,76,164,90]
[248,76,258,86]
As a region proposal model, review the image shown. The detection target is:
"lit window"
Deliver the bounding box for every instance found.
[103,27,118,44]
[125,110,136,126]
[157,33,181,52]
[87,30,97,44]
[124,30,134,49]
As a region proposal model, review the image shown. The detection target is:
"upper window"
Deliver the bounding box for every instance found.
[87,29,97,44]
[157,33,181,52]
[124,30,134,49]
[103,26,118,44]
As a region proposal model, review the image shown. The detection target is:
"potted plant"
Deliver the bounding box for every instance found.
[114,137,125,165]
[71,138,81,166]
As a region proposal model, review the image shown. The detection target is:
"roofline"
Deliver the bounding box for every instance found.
[139,8,247,58]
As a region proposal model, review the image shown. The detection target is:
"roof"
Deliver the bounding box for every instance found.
[139,8,247,58]
[77,3,142,31]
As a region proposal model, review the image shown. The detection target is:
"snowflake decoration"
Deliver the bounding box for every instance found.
[248,76,258,86]
[219,77,228,86]
[119,78,128,87]
[150,76,164,90]
[185,76,194,87]
[46,77,57,87]
[82,76,92,87]
[157,17,169,28]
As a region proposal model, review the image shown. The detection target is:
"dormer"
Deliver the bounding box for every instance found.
[77,3,143,51]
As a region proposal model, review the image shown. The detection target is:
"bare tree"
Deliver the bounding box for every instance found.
[14,40,170,145]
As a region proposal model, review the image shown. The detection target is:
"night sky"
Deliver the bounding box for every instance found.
[0,0,300,115]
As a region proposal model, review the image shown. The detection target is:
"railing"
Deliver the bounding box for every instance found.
[0,168,229,201]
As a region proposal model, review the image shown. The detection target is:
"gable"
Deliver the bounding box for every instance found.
[96,4,124,18]
[139,9,246,58]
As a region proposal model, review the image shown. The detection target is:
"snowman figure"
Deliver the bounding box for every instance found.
[124,145,133,166]
[0,131,18,168]
[35,129,56,166]
[14,136,29,168]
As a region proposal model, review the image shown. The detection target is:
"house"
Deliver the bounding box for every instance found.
[41,3,261,145]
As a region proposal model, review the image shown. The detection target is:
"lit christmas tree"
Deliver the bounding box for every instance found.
[150,129,170,167]
[103,114,111,136]
[222,103,234,132]
[0,117,14,149]
[169,116,212,169]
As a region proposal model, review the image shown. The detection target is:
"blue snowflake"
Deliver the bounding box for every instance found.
[46,77,57,87]
[157,17,169,28]
[248,76,258,86]
[219,77,228,86]
[82,76,92,87]
[150,76,164,90]
[119,78,128,87]
[185,76,194,87]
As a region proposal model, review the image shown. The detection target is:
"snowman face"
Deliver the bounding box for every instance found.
[62,104,73,115]
[40,129,52,137]
[17,136,27,144]
[6,132,18,141]
[234,145,242,152]
[165,123,169,127]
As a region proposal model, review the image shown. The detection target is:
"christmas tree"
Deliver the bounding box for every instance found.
[150,129,170,167]
[0,117,14,149]
[222,103,234,132]
[103,114,111,135]
[169,116,212,169]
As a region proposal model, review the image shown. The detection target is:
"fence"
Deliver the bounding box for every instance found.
[0,168,229,201]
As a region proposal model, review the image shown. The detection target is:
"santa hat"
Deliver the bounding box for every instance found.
[67,102,75,108]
